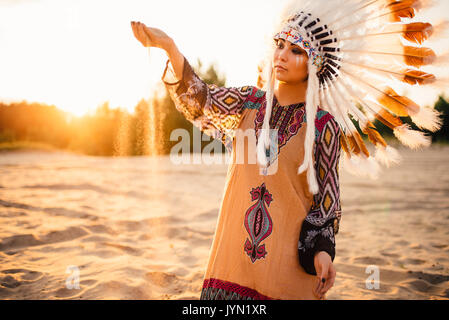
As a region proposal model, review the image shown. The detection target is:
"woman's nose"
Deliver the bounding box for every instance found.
[278,48,288,61]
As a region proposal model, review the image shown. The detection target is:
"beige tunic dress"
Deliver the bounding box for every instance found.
[162,57,342,300]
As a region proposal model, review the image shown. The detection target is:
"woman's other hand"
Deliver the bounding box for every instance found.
[313,251,336,299]
[130,21,173,51]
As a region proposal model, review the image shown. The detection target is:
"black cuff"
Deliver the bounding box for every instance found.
[298,219,336,276]
[314,233,336,262]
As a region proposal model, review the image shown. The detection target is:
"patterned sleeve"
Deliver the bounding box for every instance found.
[298,117,342,276]
[162,56,255,151]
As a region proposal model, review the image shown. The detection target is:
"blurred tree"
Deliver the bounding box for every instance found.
[150,59,228,155]
[133,99,151,156]
[195,58,226,87]
[432,95,449,142]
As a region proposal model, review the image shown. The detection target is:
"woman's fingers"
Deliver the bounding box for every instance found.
[313,278,321,299]
[315,277,321,295]
[141,25,154,45]
[317,277,325,298]
[317,263,328,295]
[139,23,153,46]
[130,21,150,47]
[131,21,145,46]
[131,21,140,42]
[130,22,172,50]
[320,265,336,295]
[136,22,148,46]
[313,263,322,298]
[316,278,326,299]
[313,274,325,299]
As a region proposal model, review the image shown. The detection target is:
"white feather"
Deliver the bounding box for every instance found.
[375,145,403,167]
[393,124,432,149]
[410,106,443,132]
[327,79,362,138]
[256,66,274,167]
[334,79,370,130]
[298,61,320,195]
[342,154,381,179]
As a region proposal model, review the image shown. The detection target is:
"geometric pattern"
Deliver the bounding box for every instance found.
[200,278,275,300]
[245,87,266,110]
[209,84,253,115]
[243,183,273,263]
[306,117,342,228]
[204,84,254,135]
[297,116,342,275]
[162,58,257,150]
[254,99,306,158]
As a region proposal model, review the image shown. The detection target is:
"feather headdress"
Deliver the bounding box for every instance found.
[257,0,446,194]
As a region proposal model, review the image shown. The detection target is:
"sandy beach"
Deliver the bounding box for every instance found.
[0,145,448,300]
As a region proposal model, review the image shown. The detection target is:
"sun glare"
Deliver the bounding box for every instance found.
[0,0,447,116]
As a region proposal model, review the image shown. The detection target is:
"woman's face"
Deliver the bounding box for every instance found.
[273,38,309,84]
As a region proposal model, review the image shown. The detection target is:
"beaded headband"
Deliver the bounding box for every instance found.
[274,26,325,70]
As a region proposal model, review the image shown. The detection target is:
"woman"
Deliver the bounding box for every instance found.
[130,0,445,300]
[131,19,340,300]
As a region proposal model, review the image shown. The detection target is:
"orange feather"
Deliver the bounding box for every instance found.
[257,63,265,89]
[347,134,361,156]
[375,108,404,130]
[347,132,370,158]
[362,121,388,148]
[389,6,415,22]
[403,22,434,44]
[402,69,436,85]
[354,131,370,158]
[403,46,436,67]
[340,133,351,157]
[377,87,420,117]
[387,0,430,21]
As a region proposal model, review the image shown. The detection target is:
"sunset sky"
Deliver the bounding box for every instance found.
[1,0,448,116]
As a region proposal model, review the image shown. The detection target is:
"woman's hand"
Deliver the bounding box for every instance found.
[313,251,336,299]
[130,21,184,80]
[130,21,174,51]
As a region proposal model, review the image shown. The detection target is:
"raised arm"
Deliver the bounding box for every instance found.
[131,21,260,150]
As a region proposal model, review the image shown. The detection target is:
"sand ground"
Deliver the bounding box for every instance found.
[0,145,448,299]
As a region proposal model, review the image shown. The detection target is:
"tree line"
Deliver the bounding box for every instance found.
[0,61,447,156]
[0,60,226,156]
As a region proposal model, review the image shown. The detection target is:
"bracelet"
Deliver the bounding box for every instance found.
[161,59,182,86]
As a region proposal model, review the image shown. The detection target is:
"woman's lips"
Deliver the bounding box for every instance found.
[275,66,287,71]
